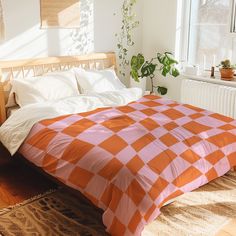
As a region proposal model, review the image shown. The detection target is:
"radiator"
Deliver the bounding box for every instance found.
[181,79,236,119]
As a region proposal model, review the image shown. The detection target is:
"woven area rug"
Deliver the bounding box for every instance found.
[1,172,236,236]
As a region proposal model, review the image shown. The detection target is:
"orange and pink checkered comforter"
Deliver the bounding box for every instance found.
[20,95,236,236]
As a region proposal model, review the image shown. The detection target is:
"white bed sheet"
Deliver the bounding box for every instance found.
[7,106,20,118]
[0,88,143,155]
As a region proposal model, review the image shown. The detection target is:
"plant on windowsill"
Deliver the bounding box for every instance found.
[130,52,180,95]
[218,59,236,81]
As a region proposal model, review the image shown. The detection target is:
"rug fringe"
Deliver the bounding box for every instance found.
[0,188,58,215]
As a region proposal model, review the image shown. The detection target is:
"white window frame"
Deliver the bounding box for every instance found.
[231,0,236,33]
[175,0,191,63]
[179,0,236,68]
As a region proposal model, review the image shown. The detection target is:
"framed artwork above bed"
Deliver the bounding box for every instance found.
[40,0,80,28]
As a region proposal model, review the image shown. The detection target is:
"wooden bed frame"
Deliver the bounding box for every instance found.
[0,52,117,125]
[0,52,235,175]
[0,52,235,233]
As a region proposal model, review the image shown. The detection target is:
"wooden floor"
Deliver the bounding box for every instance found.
[0,144,56,208]
[0,144,236,235]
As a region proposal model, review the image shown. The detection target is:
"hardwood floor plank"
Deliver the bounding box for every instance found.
[216,219,236,236]
[0,145,56,206]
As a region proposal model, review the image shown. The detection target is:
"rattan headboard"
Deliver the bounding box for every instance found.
[0,52,117,124]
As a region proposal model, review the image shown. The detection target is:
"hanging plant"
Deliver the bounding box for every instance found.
[116,0,139,78]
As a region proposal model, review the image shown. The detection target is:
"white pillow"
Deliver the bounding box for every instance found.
[11,70,79,107]
[73,68,126,93]
[5,90,17,108]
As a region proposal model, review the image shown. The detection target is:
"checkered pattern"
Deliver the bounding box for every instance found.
[20,95,236,236]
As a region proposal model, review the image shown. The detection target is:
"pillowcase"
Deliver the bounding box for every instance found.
[5,90,17,108]
[73,67,126,93]
[11,70,79,107]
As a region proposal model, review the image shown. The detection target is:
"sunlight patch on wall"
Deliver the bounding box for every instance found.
[0,24,48,59]
[67,0,94,55]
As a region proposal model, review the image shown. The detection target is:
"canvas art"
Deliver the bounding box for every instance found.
[40,0,80,28]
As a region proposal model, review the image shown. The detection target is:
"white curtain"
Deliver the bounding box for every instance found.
[0,0,5,42]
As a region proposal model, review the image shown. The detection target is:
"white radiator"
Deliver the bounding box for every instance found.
[181,79,236,119]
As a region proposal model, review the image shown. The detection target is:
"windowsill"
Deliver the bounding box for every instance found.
[182,73,236,88]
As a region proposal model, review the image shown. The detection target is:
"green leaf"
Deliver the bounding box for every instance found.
[130,54,145,80]
[171,67,180,77]
[161,65,171,77]
[131,54,145,70]
[157,86,168,95]
[167,58,178,65]
[157,54,165,64]
[141,63,157,78]
[130,69,140,82]
[156,52,179,78]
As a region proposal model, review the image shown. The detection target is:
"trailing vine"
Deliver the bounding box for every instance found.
[116,0,139,78]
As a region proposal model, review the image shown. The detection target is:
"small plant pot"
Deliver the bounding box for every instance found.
[130,77,147,92]
[220,68,234,81]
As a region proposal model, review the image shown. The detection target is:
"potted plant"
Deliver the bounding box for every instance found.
[219,59,236,81]
[130,52,180,95]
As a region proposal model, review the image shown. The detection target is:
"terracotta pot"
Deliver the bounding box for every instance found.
[220,68,234,81]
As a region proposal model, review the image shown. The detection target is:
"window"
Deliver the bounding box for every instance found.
[231,0,236,32]
[183,0,236,70]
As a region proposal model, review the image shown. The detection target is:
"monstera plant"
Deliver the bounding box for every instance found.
[130,52,180,95]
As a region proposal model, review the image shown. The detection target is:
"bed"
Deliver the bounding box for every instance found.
[0,53,236,236]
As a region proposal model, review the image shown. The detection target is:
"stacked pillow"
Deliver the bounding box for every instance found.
[73,67,126,93]
[6,67,126,108]
[7,70,79,107]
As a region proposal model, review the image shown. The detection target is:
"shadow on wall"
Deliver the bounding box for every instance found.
[0,0,95,59]
[68,0,94,55]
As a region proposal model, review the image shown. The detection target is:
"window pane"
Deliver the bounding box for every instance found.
[188,0,232,70]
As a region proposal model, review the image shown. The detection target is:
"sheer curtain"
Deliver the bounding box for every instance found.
[0,0,5,42]
[188,0,232,70]
[231,0,236,33]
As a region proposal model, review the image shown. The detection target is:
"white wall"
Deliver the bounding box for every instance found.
[0,0,143,60]
[0,0,143,86]
[0,0,181,98]
[142,0,177,55]
[142,0,182,102]
[93,0,143,85]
